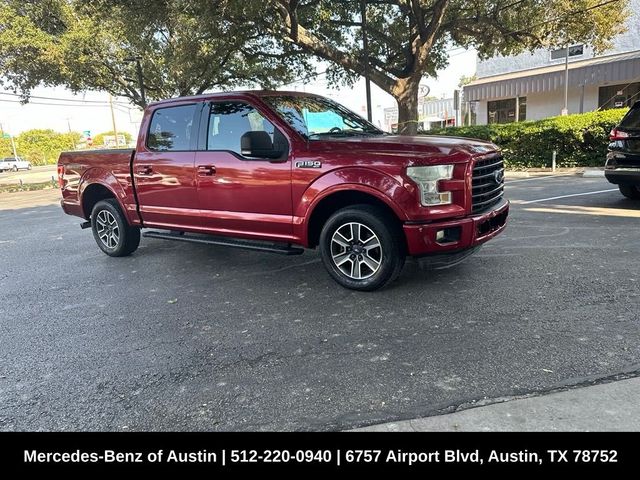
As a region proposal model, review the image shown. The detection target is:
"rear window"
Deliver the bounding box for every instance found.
[619,102,640,129]
[147,104,196,151]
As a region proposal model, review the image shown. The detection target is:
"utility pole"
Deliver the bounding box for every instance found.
[109,94,119,148]
[360,0,372,122]
[66,118,76,150]
[562,45,570,115]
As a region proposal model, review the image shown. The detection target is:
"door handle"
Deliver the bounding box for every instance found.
[137,165,153,175]
[197,165,216,176]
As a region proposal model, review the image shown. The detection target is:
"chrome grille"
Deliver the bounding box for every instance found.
[472,155,505,214]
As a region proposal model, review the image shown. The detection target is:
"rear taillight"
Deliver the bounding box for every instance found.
[610,128,630,141]
[57,165,65,188]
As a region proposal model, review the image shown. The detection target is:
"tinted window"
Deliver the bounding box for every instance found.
[620,103,640,129]
[147,104,196,151]
[207,102,279,154]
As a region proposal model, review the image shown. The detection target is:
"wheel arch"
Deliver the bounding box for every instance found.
[305,187,406,249]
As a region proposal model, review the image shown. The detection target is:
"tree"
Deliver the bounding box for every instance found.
[458,74,477,89]
[0,0,309,108]
[10,129,81,165]
[269,0,628,134]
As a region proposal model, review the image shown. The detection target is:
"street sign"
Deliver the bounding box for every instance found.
[83,130,91,137]
[1,133,10,139]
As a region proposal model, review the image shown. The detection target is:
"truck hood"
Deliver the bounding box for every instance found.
[309,134,498,159]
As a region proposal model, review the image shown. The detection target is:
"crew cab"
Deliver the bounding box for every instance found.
[58,91,508,291]
[0,156,32,172]
[606,101,640,199]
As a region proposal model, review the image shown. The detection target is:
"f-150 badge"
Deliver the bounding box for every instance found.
[295,160,322,168]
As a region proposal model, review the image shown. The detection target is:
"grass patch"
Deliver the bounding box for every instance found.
[0,180,58,194]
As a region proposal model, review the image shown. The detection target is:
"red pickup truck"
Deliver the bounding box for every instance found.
[58,91,508,290]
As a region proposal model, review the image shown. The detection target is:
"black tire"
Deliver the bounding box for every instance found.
[27,164,32,170]
[91,198,140,257]
[12,166,17,172]
[319,204,405,291]
[619,184,640,199]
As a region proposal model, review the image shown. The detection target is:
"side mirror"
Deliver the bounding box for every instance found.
[240,131,283,159]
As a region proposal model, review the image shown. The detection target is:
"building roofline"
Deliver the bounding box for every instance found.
[469,49,640,86]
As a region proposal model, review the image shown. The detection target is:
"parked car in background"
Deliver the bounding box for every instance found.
[0,156,32,172]
[606,101,640,199]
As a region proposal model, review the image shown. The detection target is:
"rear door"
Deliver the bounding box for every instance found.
[193,100,293,240]
[133,102,203,231]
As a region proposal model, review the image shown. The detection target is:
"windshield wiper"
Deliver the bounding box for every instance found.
[309,129,382,138]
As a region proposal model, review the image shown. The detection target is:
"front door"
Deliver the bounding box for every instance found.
[133,103,202,231]
[194,101,292,241]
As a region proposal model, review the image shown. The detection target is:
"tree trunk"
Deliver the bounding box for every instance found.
[394,78,421,136]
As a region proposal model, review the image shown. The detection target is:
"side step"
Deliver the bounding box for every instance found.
[142,230,304,255]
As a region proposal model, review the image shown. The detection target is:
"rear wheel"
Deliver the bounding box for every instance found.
[91,199,140,256]
[11,166,17,172]
[619,184,640,199]
[319,205,405,291]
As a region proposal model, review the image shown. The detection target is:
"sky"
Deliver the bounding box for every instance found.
[0,48,477,138]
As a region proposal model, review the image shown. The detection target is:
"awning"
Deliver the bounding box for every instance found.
[464,50,640,101]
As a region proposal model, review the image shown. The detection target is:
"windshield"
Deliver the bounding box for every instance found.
[262,95,383,139]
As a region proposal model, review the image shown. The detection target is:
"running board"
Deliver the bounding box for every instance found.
[142,230,304,255]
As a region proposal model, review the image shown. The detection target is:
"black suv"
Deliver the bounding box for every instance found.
[606,101,640,199]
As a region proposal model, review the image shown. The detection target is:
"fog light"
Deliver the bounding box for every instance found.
[435,227,461,244]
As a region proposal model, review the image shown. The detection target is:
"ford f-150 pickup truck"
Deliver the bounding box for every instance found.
[58,91,508,291]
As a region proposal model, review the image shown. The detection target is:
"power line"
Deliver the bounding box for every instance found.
[0,91,111,104]
[0,92,133,108]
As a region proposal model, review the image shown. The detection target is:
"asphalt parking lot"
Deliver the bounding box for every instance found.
[1,175,639,431]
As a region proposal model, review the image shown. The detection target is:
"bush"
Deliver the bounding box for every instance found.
[425,108,628,169]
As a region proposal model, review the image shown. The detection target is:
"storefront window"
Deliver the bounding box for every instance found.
[598,83,640,110]
[487,97,526,124]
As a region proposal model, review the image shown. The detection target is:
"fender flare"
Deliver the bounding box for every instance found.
[294,167,413,245]
[78,168,135,223]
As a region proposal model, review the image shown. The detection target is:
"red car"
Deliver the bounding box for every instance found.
[58,91,508,290]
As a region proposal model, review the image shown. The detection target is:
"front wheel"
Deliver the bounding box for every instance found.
[11,166,17,172]
[27,164,32,170]
[619,184,640,199]
[91,199,140,257]
[319,205,405,291]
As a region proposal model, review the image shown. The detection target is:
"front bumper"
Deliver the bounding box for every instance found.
[403,199,509,256]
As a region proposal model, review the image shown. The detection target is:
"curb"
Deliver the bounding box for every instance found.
[581,169,605,177]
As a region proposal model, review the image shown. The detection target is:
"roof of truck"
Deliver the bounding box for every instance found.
[148,90,322,107]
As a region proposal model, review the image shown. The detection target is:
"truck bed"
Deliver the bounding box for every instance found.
[58,149,139,223]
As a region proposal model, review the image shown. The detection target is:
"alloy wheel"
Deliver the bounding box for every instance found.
[330,222,383,280]
[95,210,120,249]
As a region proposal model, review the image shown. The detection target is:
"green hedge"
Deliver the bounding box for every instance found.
[425,108,628,169]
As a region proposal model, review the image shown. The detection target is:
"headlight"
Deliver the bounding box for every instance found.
[406,165,454,206]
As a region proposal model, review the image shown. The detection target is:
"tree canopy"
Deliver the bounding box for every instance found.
[0,0,630,134]
[270,0,629,133]
[0,0,309,107]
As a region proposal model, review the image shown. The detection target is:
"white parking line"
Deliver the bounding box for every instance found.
[520,189,618,204]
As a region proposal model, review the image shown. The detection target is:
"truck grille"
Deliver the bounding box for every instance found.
[472,155,505,214]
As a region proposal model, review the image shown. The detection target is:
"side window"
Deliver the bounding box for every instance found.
[207,102,277,154]
[147,104,196,151]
